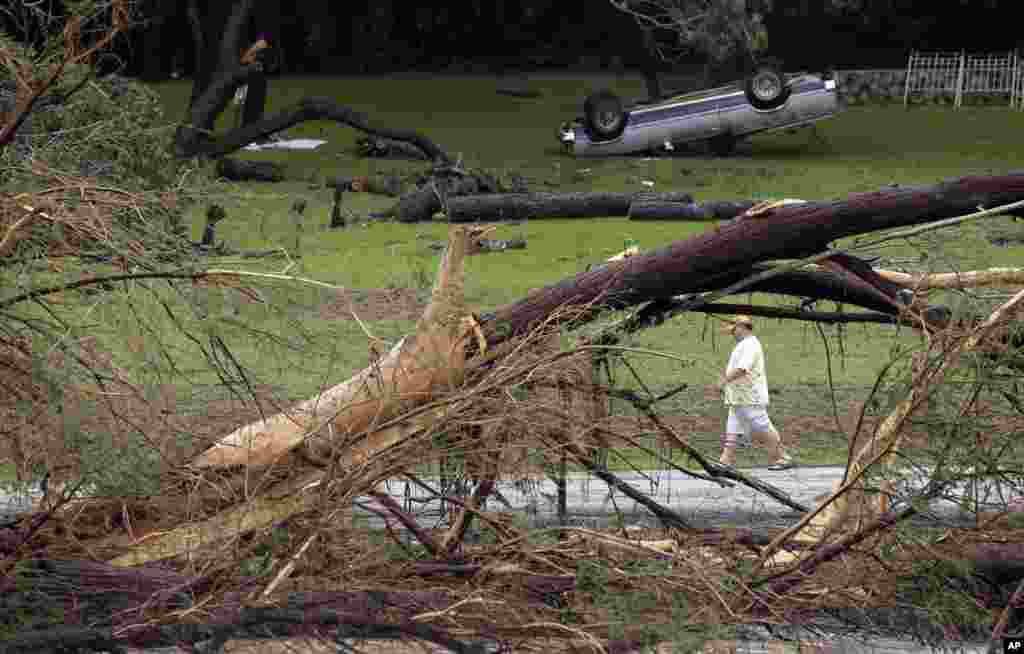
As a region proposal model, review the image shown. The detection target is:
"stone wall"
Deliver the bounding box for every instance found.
[835,68,1021,106]
[835,69,908,105]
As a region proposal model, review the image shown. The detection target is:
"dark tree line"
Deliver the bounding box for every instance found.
[39,0,1014,82]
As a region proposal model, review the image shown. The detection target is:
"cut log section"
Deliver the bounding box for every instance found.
[445,191,694,222]
[216,157,285,182]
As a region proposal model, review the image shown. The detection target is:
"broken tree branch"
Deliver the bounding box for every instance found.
[177,96,452,164]
[874,267,1024,290]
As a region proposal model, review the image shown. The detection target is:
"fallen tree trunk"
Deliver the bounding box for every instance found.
[445,191,694,222]
[393,174,504,223]
[356,135,430,160]
[628,199,757,221]
[0,561,475,654]
[326,174,404,197]
[176,96,452,165]
[216,157,285,182]
[476,171,1024,349]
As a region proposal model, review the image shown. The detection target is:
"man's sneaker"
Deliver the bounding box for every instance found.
[767,458,795,471]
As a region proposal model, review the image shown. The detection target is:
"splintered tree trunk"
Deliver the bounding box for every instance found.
[477,171,1024,348]
[446,191,694,222]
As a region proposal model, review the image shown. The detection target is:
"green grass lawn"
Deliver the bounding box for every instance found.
[8,73,1024,476]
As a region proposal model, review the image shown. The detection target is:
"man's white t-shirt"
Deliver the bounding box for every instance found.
[724,334,770,406]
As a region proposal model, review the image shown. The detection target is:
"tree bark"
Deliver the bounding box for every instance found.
[476,171,1024,348]
[327,175,404,197]
[446,191,694,222]
[356,135,430,160]
[175,96,451,164]
[628,199,758,221]
[216,157,284,182]
[174,0,450,166]
[393,173,505,223]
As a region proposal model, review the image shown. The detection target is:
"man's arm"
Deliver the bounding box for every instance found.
[716,366,748,392]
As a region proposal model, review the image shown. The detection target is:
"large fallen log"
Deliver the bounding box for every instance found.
[355,135,430,160]
[445,191,694,222]
[176,96,452,165]
[392,171,506,223]
[216,157,285,182]
[627,199,757,221]
[1,560,474,653]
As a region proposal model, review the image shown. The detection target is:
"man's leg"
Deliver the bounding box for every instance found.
[748,408,793,466]
[242,73,268,132]
[719,408,747,466]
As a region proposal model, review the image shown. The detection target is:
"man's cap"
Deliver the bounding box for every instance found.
[722,314,754,332]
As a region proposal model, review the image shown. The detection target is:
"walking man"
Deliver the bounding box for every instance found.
[715,315,795,470]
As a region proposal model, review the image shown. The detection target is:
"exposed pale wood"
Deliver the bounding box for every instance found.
[874,266,1024,290]
[191,227,474,469]
[106,406,449,567]
[113,228,477,566]
[108,490,318,567]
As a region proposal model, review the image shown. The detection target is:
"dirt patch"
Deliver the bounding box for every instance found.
[318,287,428,323]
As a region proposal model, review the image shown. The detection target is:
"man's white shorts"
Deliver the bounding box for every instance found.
[726,405,775,442]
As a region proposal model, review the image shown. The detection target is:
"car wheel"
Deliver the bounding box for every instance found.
[744,64,790,110]
[708,134,736,157]
[583,89,627,140]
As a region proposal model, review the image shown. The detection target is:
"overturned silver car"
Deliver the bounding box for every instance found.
[559,66,840,156]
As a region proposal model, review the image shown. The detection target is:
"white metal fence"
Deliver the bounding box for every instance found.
[903,50,1024,109]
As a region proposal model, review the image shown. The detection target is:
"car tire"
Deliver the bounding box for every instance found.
[583,89,627,140]
[708,134,736,157]
[744,64,790,110]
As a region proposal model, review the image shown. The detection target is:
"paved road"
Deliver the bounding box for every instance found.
[361,463,1020,534]
[4,464,1019,530]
